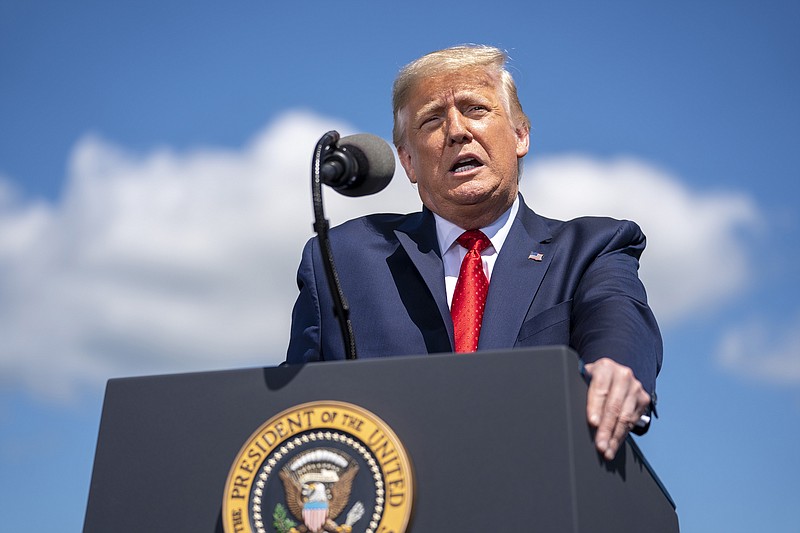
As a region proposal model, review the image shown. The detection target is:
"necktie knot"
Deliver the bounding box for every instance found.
[457,230,491,254]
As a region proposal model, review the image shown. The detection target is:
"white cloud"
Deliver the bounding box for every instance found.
[0,110,420,401]
[520,155,762,325]
[0,113,770,401]
[716,315,800,384]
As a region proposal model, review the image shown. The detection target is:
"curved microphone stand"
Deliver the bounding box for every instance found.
[311,130,357,360]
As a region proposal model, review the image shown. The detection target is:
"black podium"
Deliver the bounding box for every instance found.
[84,346,678,532]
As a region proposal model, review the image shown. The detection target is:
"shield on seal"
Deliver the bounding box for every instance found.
[303,500,328,532]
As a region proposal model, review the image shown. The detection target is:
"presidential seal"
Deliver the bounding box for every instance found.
[222,401,414,533]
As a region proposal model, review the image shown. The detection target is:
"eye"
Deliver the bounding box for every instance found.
[463,104,491,118]
[419,115,441,128]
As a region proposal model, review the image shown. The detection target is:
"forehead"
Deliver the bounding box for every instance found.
[404,68,503,114]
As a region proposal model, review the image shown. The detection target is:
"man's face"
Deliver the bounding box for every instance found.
[397,67,529,228]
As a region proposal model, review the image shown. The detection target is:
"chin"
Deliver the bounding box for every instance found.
[452,181,508,205]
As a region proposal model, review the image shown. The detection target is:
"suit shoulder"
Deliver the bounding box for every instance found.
[327,212,424,246]
[332,212,421,233]
[545,215,645,243]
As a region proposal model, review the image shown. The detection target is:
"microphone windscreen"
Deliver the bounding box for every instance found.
[335,134,395,197]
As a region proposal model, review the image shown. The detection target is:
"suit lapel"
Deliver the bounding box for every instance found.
[479,199,556,350]
[394,209,455,351]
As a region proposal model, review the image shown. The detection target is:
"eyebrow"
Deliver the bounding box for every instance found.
[413,101,446,123]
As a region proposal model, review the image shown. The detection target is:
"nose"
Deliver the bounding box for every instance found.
[446,109,473,145]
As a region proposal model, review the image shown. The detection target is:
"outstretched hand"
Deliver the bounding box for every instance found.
[584,358,651,461]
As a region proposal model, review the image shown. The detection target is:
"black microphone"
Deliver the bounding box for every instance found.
[319,133,395,197]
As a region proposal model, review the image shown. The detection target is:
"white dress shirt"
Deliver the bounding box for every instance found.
[433,197,520,309]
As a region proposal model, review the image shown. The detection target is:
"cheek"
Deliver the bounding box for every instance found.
[409,144,440,175]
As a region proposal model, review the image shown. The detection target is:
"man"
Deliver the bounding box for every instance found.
[287,45,662,460]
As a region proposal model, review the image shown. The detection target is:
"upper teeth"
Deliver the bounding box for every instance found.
[453,159,478,173]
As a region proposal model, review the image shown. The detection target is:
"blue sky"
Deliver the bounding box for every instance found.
[1,1,799,531]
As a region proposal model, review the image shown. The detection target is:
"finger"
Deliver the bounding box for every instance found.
[585,361,612,428]
[594,369,629,458]
[604,386,641,460]
[604,379,651,460]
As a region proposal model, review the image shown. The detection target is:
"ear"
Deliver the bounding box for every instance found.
[397,145,417,184]
[515,125,530,159]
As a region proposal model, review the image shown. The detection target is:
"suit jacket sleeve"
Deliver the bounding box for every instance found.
[568,219,662,396]
[286,238,322,364]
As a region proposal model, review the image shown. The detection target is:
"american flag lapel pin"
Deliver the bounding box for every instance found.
[528,251,544,262]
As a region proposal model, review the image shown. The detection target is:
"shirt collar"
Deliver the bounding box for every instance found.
[433,196,520,255]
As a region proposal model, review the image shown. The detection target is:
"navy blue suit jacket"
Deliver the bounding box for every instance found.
[286,196,662,395]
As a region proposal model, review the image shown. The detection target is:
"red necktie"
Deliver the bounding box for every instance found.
[451,230,491,353]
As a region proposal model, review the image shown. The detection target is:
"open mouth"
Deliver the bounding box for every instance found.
[450,157,483,174]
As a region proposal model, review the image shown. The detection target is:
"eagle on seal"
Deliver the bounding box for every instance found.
[279,450,360,533]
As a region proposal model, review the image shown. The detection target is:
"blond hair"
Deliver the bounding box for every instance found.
[392,44,530,147]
